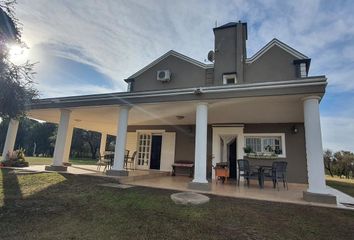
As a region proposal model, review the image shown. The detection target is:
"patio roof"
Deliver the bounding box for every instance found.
[29,76,326,110]
[29,94,307,135]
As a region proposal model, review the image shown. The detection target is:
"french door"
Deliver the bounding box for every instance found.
[136,133,152,170]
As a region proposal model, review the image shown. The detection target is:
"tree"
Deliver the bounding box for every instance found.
[70,129,100,159]
[323,149,334,177]
[0,117,57,156]
[0,0,37,119]
[333,151,354,179]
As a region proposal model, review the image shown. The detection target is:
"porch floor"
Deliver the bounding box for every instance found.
[12,165,354,210]
[128,176,354,209]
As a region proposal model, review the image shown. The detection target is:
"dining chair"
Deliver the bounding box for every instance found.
[96,153,108,172]
[263,161,288,190]
[237,159,259,187]
[125,151,137,170]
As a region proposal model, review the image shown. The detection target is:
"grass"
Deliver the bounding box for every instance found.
[326,176,354,197]
[24,156,97,165]
[0,169,353,240]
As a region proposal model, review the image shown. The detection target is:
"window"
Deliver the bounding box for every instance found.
[127,82,133,92]
[223,73,237,85]
[300,63,307,78]
[244,134,286,157]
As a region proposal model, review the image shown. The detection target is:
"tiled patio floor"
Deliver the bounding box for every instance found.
[12,165,354,210]
[129,176,354,209]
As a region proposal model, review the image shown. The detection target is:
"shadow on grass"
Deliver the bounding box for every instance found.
[0,169,354,240]
[1,168,23,207]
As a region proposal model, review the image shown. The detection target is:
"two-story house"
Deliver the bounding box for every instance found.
[2,21,333,203]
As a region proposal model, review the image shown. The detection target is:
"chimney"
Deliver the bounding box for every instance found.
[213,21,247,84]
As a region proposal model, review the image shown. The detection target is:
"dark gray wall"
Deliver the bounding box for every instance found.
[213,23,247,85]
[213,27,237,85]
[243,123,307,184]
[127,123,307,184]
[244,45,298,83]
[132,55,207,92]
[127,22,309,92]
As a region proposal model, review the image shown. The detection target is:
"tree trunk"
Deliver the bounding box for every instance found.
[87,141,96,159]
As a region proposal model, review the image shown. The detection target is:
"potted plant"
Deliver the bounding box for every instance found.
[243,146,252,155]
[1,149,29,167]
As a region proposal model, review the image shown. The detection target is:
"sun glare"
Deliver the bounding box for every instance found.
[8,44,29,63]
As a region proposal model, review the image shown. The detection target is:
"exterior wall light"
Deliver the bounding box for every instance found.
[292,125,299,134]
[194,88,203,95]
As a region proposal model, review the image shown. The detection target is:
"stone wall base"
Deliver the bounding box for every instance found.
[106,169,129,176]
[45,165,68,171]
[188,182,211,191]
[303,191,337,205]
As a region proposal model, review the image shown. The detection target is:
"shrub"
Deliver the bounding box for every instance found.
[1,148,29,167]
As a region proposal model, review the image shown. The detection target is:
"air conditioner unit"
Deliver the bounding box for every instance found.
[157,70,171,82]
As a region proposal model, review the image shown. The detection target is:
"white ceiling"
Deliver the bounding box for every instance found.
[28,95,306,135]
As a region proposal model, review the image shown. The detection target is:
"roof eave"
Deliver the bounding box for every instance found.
[29,77,327,110]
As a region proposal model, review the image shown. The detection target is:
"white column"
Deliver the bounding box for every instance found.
[52,109,72,166]
[111,106,130,171]
[303,96,327,193]
[2,119,19,161]
[100,133,107,156]
[62,125,74,164]
[192,102,208,184]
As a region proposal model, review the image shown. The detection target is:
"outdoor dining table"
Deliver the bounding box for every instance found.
[103,152,131,170]
[253,165,272,188]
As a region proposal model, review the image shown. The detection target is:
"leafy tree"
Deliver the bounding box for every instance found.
[333,151,354,179]
[0,117,57,156]
[0,0,37,119]
[106,134,116,151]
[70,129,101,159]
[323,149,334,177]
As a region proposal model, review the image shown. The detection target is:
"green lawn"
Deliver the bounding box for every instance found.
[24,156,97,165]
[0,169,353,240]
[327,176,354,197]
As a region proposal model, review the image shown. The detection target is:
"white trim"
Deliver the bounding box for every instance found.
[129,50,213,79]
[300,63,307,78]
[160,132,176,172]
[136,129,166,134]
[37,77,327,105]
[212,126,245,179]
[223,73,237,85]
[246,38,308,64]
[244,133,286,158]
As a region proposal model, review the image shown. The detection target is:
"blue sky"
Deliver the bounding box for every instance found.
[15,0,354,151]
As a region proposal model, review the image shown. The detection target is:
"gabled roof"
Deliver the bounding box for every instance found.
[245,38,309,64]
[128,50,213,79]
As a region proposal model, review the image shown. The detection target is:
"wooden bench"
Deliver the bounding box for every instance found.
[172,161,194,177]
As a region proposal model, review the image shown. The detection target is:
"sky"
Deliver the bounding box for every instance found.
[12,0,354,152]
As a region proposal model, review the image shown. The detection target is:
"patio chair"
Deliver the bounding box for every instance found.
[263,161,288,190]
[237,159,260,187]
[123,149,130,169]
[125,151,137,170]
[96,153,108,172]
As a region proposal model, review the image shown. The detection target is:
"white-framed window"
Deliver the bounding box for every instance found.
[300,63,307,78]
[244,133,286,157]
[127,82,133,92]
[223,73,237,85]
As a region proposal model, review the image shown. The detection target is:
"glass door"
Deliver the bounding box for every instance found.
[136,133,152,170]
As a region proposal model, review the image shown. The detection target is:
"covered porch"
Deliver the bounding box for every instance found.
[2,92,329,202]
